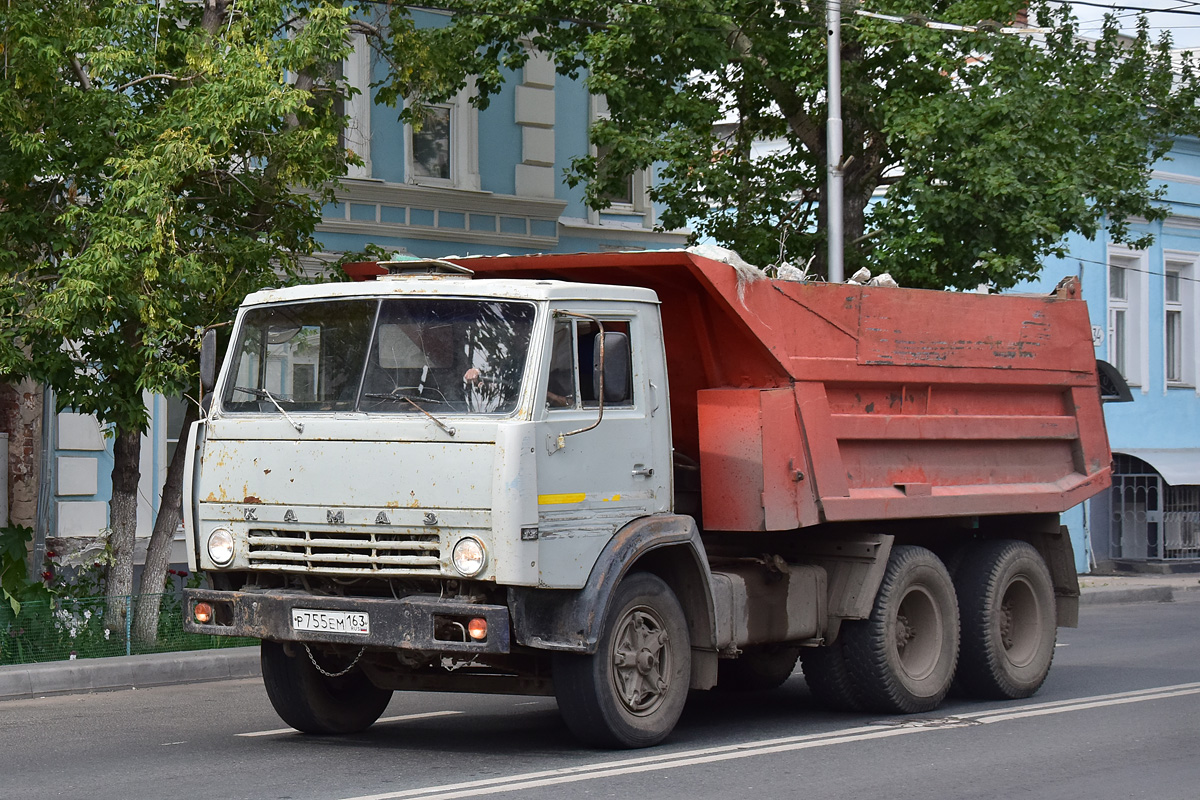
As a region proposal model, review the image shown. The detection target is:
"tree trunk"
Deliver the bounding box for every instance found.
[132,401,199,646]
[104,425,142,637]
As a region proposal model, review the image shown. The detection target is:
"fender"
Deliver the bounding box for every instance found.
[508,514,717,654]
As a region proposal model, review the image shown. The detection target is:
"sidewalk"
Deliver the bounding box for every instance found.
[2,574,1198,703]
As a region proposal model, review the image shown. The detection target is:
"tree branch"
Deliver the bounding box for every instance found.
[115,74,191,92]
[721,23,822,154]
[70,57,92,91]
[201,0,231,36]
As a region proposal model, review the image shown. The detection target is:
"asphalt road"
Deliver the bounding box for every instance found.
[4,595,1199,800]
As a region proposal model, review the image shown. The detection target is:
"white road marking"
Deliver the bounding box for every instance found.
[237,710,462,738]
[336,681,1200,800]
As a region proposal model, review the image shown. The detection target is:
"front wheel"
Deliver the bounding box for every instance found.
[260,641,392,734]
[843,545,960,714]
[954,539,1057,700]
[553,572,691,748]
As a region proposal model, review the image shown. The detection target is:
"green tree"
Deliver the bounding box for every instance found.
[0,0,356,641]
[383,0,1200,289]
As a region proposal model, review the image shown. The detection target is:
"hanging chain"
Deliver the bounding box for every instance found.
[303,644,365,678]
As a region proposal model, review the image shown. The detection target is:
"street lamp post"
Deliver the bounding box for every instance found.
[827,0,845,284]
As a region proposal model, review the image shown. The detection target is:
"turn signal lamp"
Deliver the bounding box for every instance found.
[193,602,214,625]
[468,618,488,640]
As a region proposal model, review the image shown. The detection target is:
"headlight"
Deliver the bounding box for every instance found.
[451,537,486,577]
[207,528,235,566]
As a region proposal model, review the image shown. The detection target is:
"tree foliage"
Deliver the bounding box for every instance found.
[389,0,1200,289]
[0,0,357,632]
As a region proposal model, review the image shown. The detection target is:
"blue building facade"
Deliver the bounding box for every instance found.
[1020,137,1200,573]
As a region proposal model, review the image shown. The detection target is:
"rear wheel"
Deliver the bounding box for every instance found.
[260,641,392,734]
[843,545,959,714]
[718,645,801,691]
[553,572,691,748]
[800,638,864,711]
[954,539,1057,700]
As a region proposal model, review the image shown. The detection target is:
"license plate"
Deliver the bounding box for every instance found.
[291,608,370,636]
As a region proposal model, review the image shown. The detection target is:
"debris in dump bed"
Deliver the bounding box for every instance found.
[688,244,765,301]
[774,263,811,283]
[848,267,872,285]
[870,273,899,288]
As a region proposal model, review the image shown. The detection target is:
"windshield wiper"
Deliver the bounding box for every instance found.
[232,387,305,434]
[363,392,456,437]
[362,391,446,404]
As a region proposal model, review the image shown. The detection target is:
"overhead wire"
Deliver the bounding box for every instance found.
[1055,251,1200,284]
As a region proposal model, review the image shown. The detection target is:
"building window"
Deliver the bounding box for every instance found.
[595,142,636,208]
[411,105,452,181]
[1108,250,1147,388]
[1163,255,1195,388]
[404,84,480,190]
[588,95,650,225]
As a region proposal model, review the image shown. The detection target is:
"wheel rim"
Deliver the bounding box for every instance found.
[610,604,672,716]
[892,585,943,682]
[998,576,1043,668]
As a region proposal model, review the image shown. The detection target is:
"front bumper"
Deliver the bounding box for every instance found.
[183,588,511,654]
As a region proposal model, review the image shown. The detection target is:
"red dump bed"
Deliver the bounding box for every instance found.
[350,250,1112,530]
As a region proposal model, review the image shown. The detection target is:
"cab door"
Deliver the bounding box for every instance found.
[533,305,670,588]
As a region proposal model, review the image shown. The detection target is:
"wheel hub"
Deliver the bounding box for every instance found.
[611,607,672,715]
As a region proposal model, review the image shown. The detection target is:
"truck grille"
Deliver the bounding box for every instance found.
[247,529,441,576]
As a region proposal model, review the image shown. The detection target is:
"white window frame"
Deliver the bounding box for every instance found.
[587,95,651,226]
[404,81,480,191]
[1162,251,1198,390]
[343,33,373,180]
[1107,247,1149,391]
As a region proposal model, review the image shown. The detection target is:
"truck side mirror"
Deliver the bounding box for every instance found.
[200,328,218,396]
[594,331,630,403]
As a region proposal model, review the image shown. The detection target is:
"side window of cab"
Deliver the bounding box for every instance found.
[547,317,633,410]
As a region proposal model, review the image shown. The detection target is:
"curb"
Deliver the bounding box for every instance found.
[1079,587,1176,606]
[0,646,260,702]
[1079,584,1200,606]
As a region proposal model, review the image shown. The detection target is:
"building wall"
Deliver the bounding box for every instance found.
[314,28,686,260]
[1019,136,1200,571]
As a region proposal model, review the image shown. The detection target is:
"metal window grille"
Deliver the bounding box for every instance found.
[1111,454,1200,562]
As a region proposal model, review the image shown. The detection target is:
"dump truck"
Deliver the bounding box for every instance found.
[182,249,1114,748]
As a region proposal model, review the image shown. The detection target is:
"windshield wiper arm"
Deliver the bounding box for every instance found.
[375,394,456,437]
[233,387,304,434]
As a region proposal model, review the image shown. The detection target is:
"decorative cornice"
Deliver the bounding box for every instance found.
[318,218,560,249]
[330,179,567,219]
[1151,170,1200,187]
[318,179,568,249]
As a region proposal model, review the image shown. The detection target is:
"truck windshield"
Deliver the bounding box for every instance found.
[223,297,536,415]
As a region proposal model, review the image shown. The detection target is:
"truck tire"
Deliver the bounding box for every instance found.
[953,539,1057,700]
[800,640,865,711]
[843,545,959,714]
[553,572,691,748]
[718,645,801,691]
[260,640,392,734]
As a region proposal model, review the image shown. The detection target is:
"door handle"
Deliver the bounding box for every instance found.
[632,464,655,478]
